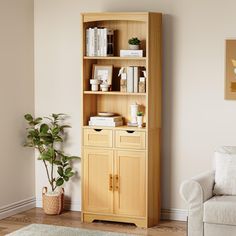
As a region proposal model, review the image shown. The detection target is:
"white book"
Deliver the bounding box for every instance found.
[127,66,134,93]
[86,29,89,56]
[89,120,123,127]
[120,50,143,57]
[88,28,93,56]
[94,27,98,56]
[133,67,138,93]
[103,28,107,56]
[90,28,95,56]
[97,28,101,56]
[90,116,122,122]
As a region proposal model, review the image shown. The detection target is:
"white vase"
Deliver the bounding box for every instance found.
[90,79,100,91]
[128,44,139,50]
[100,84,109,92]
[130,103,139,124]
[137,116,143,128]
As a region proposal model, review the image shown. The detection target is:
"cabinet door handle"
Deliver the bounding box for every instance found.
[94,129,102,132]
[109,174,113,191]
[115,175,119,191]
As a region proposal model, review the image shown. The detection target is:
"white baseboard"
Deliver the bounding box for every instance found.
[161,208,188,221]
[36,198,81,211]
[0,197,36,220]
[37,198,187,221]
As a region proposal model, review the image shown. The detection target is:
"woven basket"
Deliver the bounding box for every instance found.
[42,187,64,215]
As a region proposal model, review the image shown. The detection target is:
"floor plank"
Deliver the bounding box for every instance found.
[0,208,186,236]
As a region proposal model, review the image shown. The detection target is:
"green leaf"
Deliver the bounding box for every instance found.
[56,178,64,186]
[65,167,72,175]
[24,114,33,121]
[66,156,80,160]
[66,172,74,178]
[54,160,62,165]
[64,176,69,181]
[40,123,49,133]
[57,167,63,177]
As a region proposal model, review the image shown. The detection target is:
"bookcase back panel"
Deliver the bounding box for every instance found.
[83,95,97,125]
[84,20,147,56]
[97,95,146,124]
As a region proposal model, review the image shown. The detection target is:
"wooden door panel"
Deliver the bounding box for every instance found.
[114,150,146,217]
[83,148,113,213]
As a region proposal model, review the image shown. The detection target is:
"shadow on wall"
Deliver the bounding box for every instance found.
[161,14,176,210]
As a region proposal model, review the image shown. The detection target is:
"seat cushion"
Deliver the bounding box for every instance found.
[204,196,236,225]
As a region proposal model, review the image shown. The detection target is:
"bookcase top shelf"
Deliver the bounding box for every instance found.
[81,12,160,23]
[83,56,147,61]
[84,91,146,96]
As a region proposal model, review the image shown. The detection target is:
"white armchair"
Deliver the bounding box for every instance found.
[180,171,236,236]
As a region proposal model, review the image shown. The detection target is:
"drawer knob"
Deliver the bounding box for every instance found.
[94,129,102,132]
[126,130,135,134]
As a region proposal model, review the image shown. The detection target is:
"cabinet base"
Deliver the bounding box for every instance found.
[82,212,148,228]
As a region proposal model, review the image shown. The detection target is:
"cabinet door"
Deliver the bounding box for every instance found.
[83,148,113,213]
[114,150,146,217]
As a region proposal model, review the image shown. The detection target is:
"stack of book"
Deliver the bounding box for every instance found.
[89,116,123,127]
[120,49,143,57]
[86,27,114,56]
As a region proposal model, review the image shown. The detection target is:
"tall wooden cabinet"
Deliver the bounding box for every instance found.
[81,12,162,228]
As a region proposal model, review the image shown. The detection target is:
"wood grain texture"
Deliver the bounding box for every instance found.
[81,12,162,228]
[0,208,186,236]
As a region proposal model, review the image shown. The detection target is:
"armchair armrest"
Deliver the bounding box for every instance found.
[180,171,215,236]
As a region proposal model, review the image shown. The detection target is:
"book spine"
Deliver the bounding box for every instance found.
[107,29,114,56]
[94,27,98,56]
[120,50,143,57]
[90,117,122,122]
[103,28,107,56]
[90,28,94,56]
[89,121,123,127]
[127,66,134,93]
[133,67,138,93]
[86,29,89,56]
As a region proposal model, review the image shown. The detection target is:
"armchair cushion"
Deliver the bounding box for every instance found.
[213,146,236,195]
[204,195,236,226]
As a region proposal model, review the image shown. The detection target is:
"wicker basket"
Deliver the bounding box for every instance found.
[42,187,64,215]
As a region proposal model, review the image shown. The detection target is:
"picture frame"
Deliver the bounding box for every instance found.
[92,64,113,86]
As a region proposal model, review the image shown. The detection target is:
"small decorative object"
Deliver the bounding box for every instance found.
[139,77,146,93]
[130,102,139,124]
[93,64,113,89]
[23,113,80,215]
[98,112,115,117]
[137,111,143,128]
[90,79,100,91]
[100,83,110,92]
[128,37,141,50]
[118,67,127,92]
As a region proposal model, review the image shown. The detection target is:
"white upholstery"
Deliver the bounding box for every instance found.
[214,146,236,195]
[180,171,215,236]
[180,168,236,236]
[204,195,236,226]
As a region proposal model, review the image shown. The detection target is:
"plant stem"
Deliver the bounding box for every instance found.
[43,160,52,190]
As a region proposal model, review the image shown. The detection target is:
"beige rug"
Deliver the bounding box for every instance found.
[7,224,136,236]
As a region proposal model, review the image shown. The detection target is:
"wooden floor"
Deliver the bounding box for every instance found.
[0,208,186,236]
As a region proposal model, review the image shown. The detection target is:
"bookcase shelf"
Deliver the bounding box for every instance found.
[83,56,147,60]
[84,91,146,96]
[81,12,162,228]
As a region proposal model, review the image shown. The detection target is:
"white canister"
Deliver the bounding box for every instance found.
[137,115,143,128]
[130,103,139,124]
[90,79,100,91]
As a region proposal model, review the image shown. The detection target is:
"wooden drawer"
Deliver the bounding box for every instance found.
[115,130,146,149]
[84,128,113,147]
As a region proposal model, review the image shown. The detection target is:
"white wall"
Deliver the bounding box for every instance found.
[0,0,35,217]
[34,0,236,214]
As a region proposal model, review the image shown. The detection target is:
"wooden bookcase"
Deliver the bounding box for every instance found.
[81,12,162,228]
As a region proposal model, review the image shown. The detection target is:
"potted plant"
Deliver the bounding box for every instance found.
[24,113,79,215]
[128,37,141,50]
[137,111,143,128]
